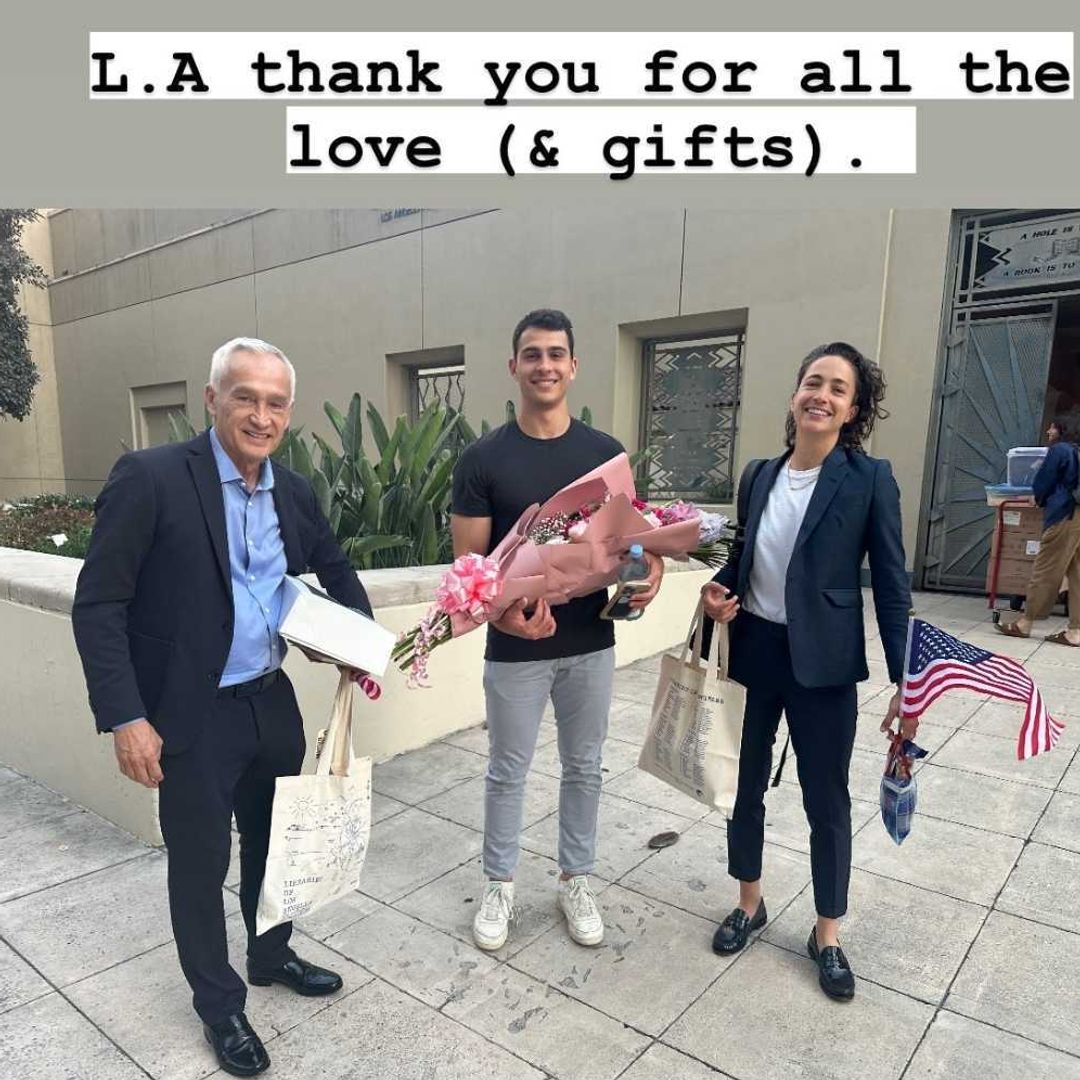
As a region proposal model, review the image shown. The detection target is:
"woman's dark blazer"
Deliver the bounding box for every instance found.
[710,446,911,689]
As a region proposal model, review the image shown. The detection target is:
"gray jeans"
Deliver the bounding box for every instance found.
[482,648,615,880]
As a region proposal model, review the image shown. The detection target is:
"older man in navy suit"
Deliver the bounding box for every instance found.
[73,338,371,1077]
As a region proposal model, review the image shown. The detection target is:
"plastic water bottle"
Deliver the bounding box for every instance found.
[607,543,650,621]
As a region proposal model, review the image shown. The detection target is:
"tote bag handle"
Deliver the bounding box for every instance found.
[315,670,356,778]
[680,598,732,682]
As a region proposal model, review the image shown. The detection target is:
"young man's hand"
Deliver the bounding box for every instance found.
[628,551,665,610]
[494,598,557,639]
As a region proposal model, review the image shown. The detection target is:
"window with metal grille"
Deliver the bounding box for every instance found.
[408,363,466,423]
[638,331,744,502]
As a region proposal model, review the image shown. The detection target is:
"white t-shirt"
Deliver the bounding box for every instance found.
[743,462,822,624]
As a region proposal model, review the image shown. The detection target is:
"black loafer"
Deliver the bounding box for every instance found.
[807,928,855,1000]
[247,956,343,996]
[711,899,767,954]
[203,1012,269,1077]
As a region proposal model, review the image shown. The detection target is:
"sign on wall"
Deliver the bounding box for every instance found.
[974,216,1080,289]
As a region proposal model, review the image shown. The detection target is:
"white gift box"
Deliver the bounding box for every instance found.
[278,577,396,677]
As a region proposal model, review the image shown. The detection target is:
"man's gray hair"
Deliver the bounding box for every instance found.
[208,337,296,402]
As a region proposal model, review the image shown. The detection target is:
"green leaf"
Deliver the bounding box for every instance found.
[417,503,437,565]
[358,457,383,532]
[324,400,347,442]
[311,470,332,518]
[342,533,411,570]
[311,432,342,483]
[367,401,391,456]
[376,417,405,485]
[418,448,454,508]
[408,406,445,486]
[456,412,478,444]
[579,405,593,426]
[290,433,316,481]
[343,393,364,461]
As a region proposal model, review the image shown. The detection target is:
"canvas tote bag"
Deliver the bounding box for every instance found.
[256,670,372,935]
[637,599,746,816]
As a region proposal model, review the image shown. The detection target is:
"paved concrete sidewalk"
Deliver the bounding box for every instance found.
[3,591,1080,1079]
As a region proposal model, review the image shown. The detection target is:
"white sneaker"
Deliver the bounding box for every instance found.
[557,875,604,946]
[472,880,514,951]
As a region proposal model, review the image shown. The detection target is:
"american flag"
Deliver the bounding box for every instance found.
[901,618,1064,761]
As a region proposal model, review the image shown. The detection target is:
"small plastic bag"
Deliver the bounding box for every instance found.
[880,734,928,846]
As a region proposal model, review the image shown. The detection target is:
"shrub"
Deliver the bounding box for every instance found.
[0,493,95,559]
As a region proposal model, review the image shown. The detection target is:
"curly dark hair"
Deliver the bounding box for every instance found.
[783,342,889,451]
[1050,416,1075,443]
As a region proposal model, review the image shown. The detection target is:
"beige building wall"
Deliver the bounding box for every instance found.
[17,207,952,564]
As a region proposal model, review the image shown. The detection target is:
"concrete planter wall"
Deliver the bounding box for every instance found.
[0,548,711,844]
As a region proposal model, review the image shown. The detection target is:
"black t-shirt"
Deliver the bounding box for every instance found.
[452,419,625,662]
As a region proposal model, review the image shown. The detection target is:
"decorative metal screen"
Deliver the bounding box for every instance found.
[639,332,744,502]
[922,305,1056,590]
[409,364,465,422]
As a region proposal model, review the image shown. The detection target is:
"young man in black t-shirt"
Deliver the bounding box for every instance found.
[451,308,664,951]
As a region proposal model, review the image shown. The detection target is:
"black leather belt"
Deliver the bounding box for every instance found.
[217,669,280,698]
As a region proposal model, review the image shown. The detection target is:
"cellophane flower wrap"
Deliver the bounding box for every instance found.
[392,453,735,684]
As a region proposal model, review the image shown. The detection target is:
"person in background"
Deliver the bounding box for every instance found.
[700,342,913,1001]
[997,418,1080,646]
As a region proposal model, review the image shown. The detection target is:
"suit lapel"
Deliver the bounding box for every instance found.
[186,432,230,594]
[272,474,304,574]
[792,446,851,555]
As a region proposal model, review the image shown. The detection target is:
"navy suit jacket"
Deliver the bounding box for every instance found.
[72,431,371,753]
[711,446,911,688]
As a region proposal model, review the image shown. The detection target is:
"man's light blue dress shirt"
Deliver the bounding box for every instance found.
[208,427,288,688]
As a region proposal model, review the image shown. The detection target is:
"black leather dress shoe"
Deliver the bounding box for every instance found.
[203,1012,269,1077]
[247,956,343,996]
[807,928,856,1000]
[711,899,767,954]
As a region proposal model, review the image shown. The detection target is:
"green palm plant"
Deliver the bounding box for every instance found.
[277,394,467,570]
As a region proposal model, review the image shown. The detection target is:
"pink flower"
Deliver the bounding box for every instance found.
[660,500,699,523]
[434,554,501,621]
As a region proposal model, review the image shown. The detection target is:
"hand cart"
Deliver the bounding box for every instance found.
[985,496,1068,624]
[986,498,1033,625]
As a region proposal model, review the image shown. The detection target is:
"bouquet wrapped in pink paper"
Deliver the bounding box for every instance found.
[393,453,734,684]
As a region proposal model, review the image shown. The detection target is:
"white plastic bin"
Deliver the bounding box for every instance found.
[1007,447,1049,488]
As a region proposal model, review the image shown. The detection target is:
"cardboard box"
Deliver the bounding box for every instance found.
[987,555,1036,596]
[278,577,396,677]
[988,507,1044,561]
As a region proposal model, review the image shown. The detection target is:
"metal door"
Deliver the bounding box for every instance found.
[922,304,1056,590]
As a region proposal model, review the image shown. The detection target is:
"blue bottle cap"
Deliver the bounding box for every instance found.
[629,543,644,558]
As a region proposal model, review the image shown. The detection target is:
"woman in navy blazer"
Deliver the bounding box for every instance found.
[701,342,914,1000]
